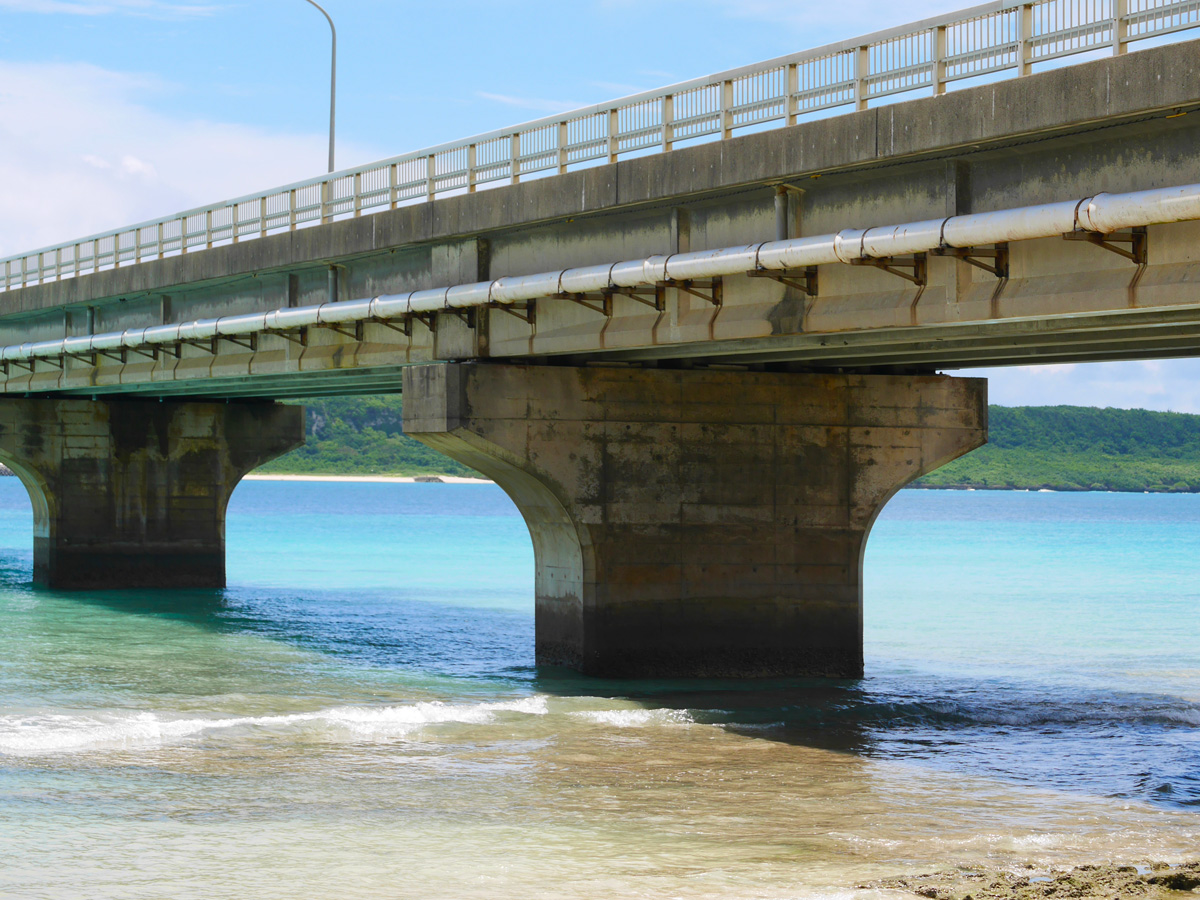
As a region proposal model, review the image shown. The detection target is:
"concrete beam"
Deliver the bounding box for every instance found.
[403,363,986,678]
[0,399,303,588]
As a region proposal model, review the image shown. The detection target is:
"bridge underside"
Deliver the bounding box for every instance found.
[17,303,1200,400]
[0,361,984,678]
[0,39,1193,676]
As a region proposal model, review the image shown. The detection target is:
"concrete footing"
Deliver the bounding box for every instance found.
[404,363,986,678]
[0,399,303,589]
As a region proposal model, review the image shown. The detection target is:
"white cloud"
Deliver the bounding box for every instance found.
[595,0,965,36]
[713,0,963,32]
[0,0,217,16]
[952,360,1200,414]
[0,60,375,257]
[589,80,652,97]
[476,91,581,115]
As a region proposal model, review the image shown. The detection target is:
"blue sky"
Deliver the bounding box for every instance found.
[3,0,1200,411]
[1,0,960,164]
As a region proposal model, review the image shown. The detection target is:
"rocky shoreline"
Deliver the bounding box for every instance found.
[866,861,1200,899]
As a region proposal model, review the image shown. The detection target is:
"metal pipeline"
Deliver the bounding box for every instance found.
[7,181,1200,365]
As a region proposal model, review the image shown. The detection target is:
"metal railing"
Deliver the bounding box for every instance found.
[4,0,1199,293]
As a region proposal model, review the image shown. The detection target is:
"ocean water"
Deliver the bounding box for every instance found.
[1,480,1198,899]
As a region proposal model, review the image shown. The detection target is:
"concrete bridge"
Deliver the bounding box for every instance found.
[2,2,1199,677]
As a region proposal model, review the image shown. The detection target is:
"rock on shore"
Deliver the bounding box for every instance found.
[867,861,1200,898]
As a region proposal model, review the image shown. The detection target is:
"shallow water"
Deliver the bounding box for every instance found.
[1,481,1198,899]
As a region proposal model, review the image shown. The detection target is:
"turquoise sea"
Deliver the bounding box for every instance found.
[1,479,1198,899]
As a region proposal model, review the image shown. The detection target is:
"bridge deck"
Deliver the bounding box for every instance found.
[1,39,1199,397]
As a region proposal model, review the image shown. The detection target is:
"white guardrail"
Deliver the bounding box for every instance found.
[4,0,1200,293]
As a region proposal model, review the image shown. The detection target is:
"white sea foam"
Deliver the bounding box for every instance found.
[569,707,694,727]
[950,831,1066,852]
[1160,705,1200,726]
[0,695,548,755]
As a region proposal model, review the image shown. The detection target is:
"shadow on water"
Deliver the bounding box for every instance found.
[533,668,874,751]
[532,666,1200,810]
[15,573,535,680]
[5,552,1198,811]
[45,585,236,628]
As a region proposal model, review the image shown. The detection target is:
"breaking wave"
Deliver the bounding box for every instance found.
[0,695,548,755]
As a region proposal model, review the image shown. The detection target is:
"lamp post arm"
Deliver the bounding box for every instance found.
[302,0,337,173]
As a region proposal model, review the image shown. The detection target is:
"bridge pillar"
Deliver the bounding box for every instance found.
[404,363,986,678]
[0,399,303,589]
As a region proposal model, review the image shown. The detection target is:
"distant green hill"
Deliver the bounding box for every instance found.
[256,395,474,477]
[916,405,1200,492]
[258,398,1200,492]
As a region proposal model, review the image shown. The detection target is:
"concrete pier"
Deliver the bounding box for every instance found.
[0,399,303,589]
[404,363,986,678]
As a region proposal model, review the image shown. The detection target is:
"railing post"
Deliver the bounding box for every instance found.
[290,188,298,230]
[21,256,27,287]
[427,154,437,201]
[320,180,331,225]
[353,173,362,216]
[207,209,215,248]
[855,45,870,111]
[156,223,164,259]
[934,25,947,96]
[179,218,187,255]
[75,243,82,276]
[230,204,238,244]
[261,196,268,236]
[94,237,102,267]
[786,65,798,126]
[1017,3,1034,76]
[510,134,520,185]
[662,94,675,150]
[3,260,9,290]
[389,164,398,209]
[608,109,619,163]
[558,121,568,174]
[468,144,477,194]
[721,79,734,139]
[1114,0,1129,54]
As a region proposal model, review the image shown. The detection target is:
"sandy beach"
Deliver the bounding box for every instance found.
[244,473,494,485]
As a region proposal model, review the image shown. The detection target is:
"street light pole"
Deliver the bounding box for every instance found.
[302,0,337,173]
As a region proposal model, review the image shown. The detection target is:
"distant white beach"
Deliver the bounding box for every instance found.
[244,473,493,485]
